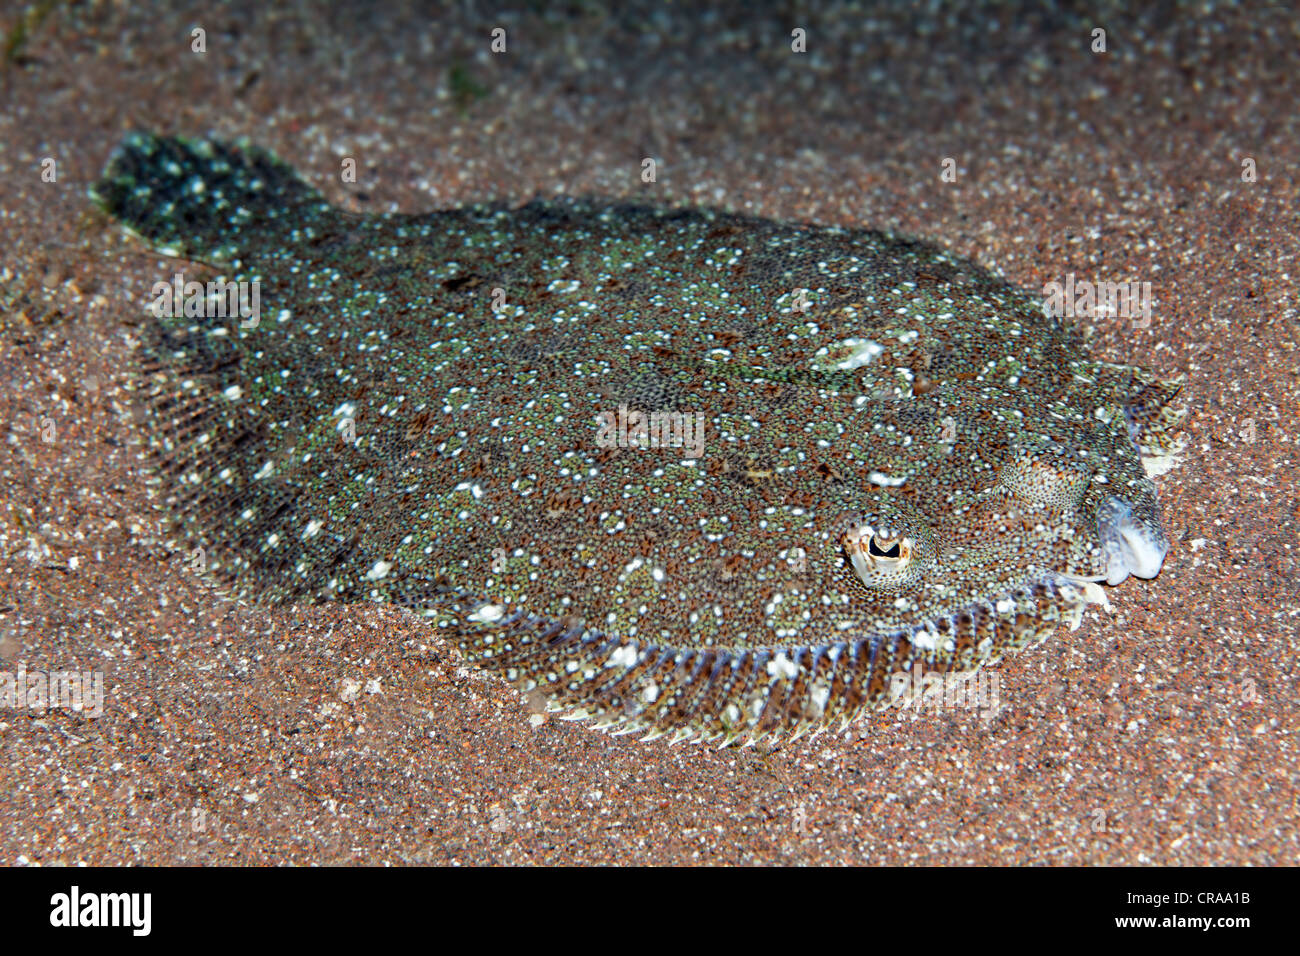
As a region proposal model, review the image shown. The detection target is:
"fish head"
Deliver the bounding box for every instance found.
[816,378,1174,645]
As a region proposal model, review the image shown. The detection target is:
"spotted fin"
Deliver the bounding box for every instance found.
[91,131,332,263]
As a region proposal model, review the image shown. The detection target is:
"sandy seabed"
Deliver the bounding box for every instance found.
[0,1,1296,865]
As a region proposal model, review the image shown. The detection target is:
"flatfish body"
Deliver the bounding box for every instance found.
[95,134,1185,743]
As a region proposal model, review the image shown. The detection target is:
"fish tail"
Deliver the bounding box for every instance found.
[92,131,330,262]
[94,135,346,601]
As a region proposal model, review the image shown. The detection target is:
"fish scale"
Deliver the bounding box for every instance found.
[94,132,1186,744]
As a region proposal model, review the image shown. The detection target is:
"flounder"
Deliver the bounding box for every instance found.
[94,133,1186,744]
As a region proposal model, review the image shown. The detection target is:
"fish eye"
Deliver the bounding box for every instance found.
[838,517,925,589]
[871,536,903,559]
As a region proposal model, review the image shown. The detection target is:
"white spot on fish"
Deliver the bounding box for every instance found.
[608,644,638,668]
[766,653,798,680]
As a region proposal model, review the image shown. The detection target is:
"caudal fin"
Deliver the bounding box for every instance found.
[91,132,331,262]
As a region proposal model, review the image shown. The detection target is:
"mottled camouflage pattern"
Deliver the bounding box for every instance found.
[95,134,1185,744]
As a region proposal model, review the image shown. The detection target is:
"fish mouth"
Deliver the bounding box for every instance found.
[1096,495,1169,585]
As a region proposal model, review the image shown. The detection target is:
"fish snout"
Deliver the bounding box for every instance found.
[1097,495,1169,585]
